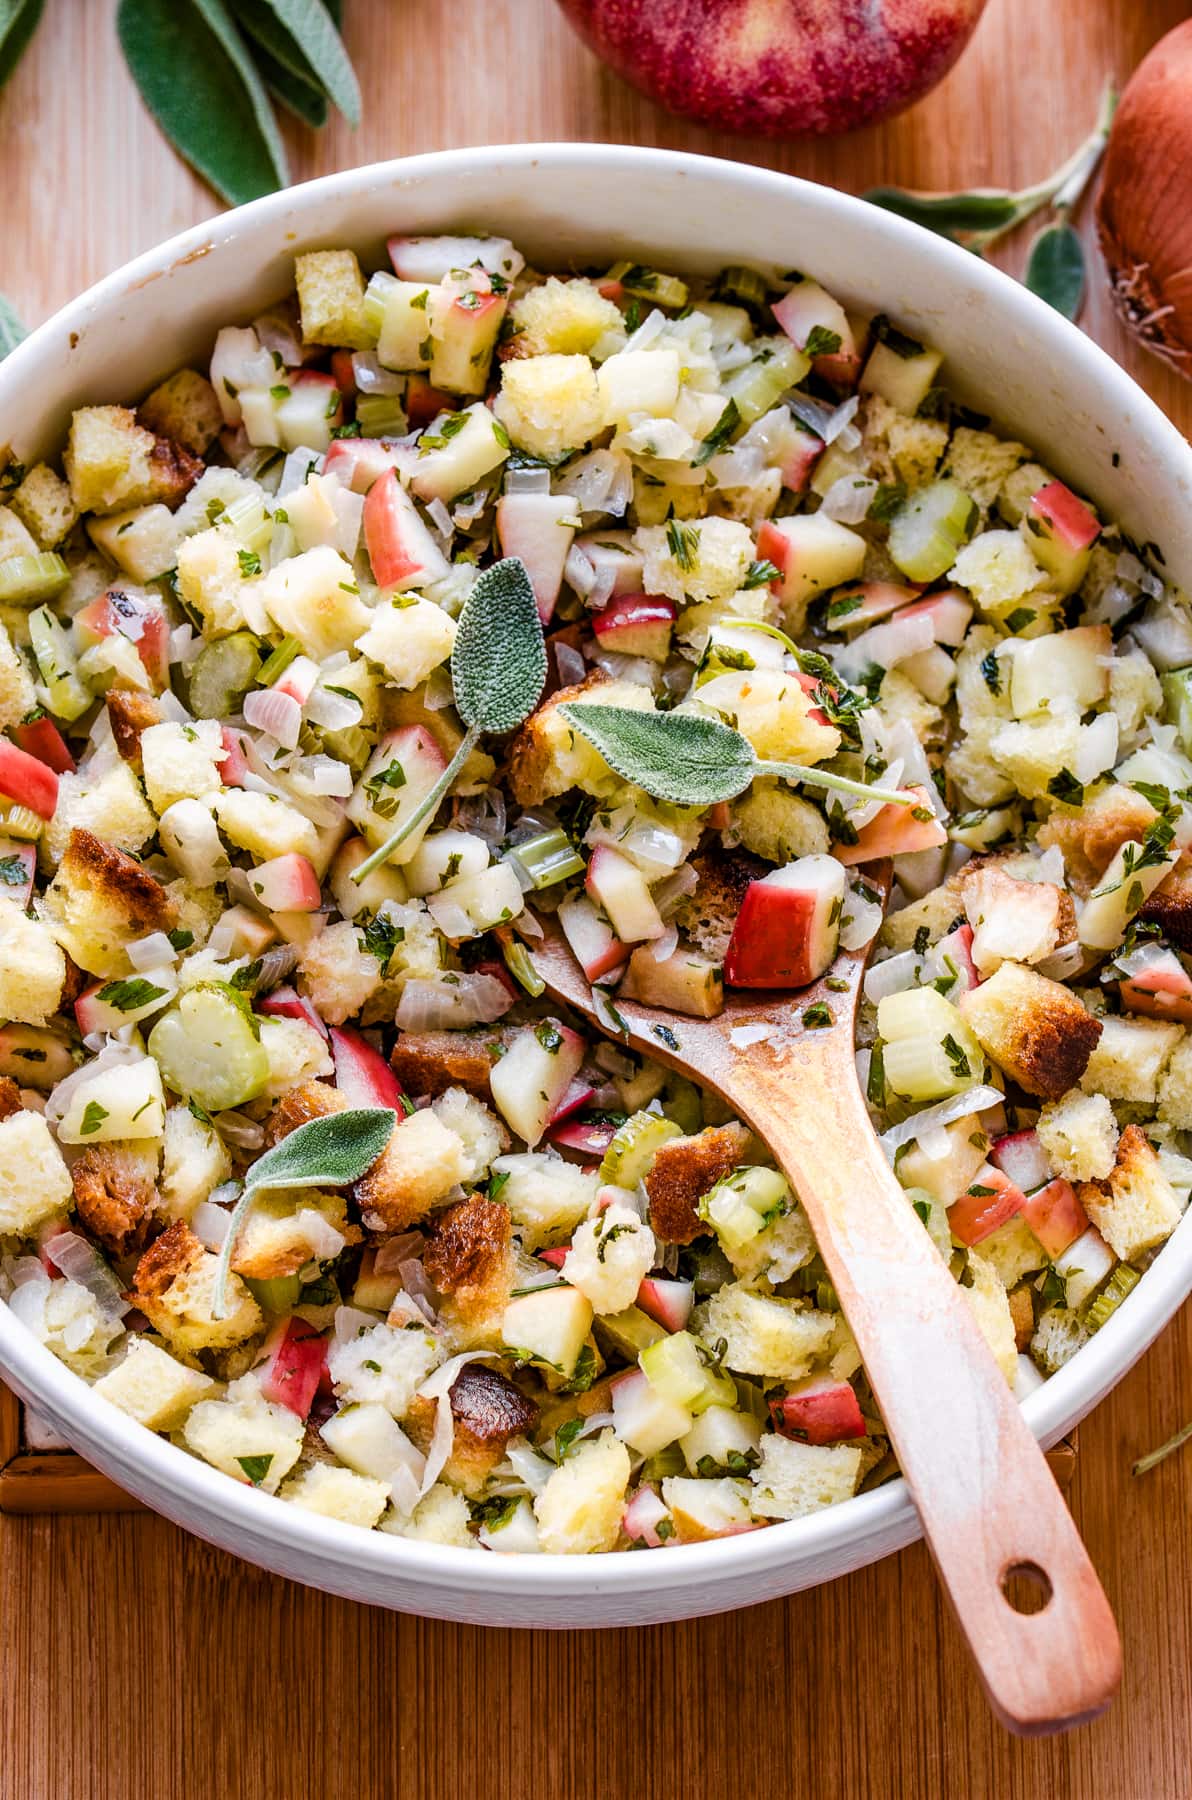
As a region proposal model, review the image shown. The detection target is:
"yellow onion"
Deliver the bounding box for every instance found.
[1096,22,1192,376]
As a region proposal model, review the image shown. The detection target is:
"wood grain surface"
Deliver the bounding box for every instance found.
[1,1,1190,1794]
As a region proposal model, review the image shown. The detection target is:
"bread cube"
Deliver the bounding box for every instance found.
[430,1086,506,1183]
[160,1103,232,1220]
[140,719,225,815]
[64,405,201,515]
[42,828,176,978]
[0,902,65,1025]
[405,1360,537,1496]
[942,427,1030,512]
[1080,1014,1182,1107]
[42,761,157,867]
[259,1015,334,1098]
[231,1187,352,1280]
[0,1108,72,1233]
[1035,1090,1118,1182]
[949,529,1045,612]
[1078,1124,1182,1263]
[0,620,35,729]
[1036,783,1158,896]
[509,672,654,806]
[88,505,179,582]
[177,528,265,638]
[280,1461,390,1529]
[861,394,948,490]
[561,1202,656,1315]
[295,248,370,349]
[533,1432,630,1553]
[492,1150,599,1251]
[0,503,37,563]
[1030,1303,1091,1374]
[644,1121,751,1243]
[988,711,1083,801]
[355,1108,467,1232]
[509,277,623,357]
[493,353,603,461]
[960,962,1101,1099]
[962,1251,1017,1383]
[92,1337,216,1431]
[1157,1032,1192,1130]
[136,369,223,454]
[295,918,382,1025]
[749,1434,862,1521]
[730,782,830,863]
[637,516,755,604]
[130,1221,262,1354]
[327,1318,441,1417]
[214,788,319,863]
[699,1282,834,1382]
[182,1375,305,1494]
[261,545,372,659]
[385,1483,476,1546]
[10,463,79,547]
[696,667,840,765]
[357,595,456,688]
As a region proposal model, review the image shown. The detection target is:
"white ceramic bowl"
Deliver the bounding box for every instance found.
[2,144,1191,1626]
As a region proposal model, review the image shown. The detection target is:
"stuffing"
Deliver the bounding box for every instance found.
[508,671,654,807]
[861,393,948,490]
[139,718,225,814]
[0,502,36,562]
[295,919,384,1025]
[645,1122,751,1243]
[281,1461,390,1529]
[533,1431,630,1554]
[749,1435,863,1522]
[214,788,319,864]
[160,1103,232,1220]
[1110,650,1163,742]
[698,1282,835,1382]
[0,1077,21,1122]
[942,426,1029,512]
[696,667,840,765]
[389,1029,507,1100]
[389,1482,476,1547]
[406,1359,538,1497]
[355,1108,468,1232]
[493,353,603,461]
[230,1189,356,1281]
[1036,1090,1119,1182]
[357,596,456,689]
[561,1203,657,1314]
[0,900,65,1025]
[491,1150,599,1252]
[91,1336,216,1431]
[962,1252,1018,1384]
[637,516,755,605]
[327,1318,441,1417]
[987,710,1083,801]
[266,1079,350,1146]
[41,828,177,978]
[295,248,371,349]
[42,762,157,867]
[429,1085,506,1181]
[508,277,623,357]
[130,1220,262,1353]
[1078,1124,1182,1263]
[959,864,1074,975]
[422,1193,515,1342]
[182,1374,305,1495]
[949,529,1045,612]
[9,462,79,547]
[63,405,202,515]
[0,1108,73,1234]
[960,962,1102,1099]
[259,1015,334,1098]
[1036,784,1157,896]
[105,689,162,766]
[1031,1303,1091,1375]
[0,620,35,729]
[176,527,264,638]
[1080,1014,1182,1107]
[70,1141,160,1257]
[136,368,224,455]
[723,1204,817,1284]
[1158,1032,1192,1131]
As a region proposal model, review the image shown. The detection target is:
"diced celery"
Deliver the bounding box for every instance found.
[599,1110,683,1186]
[362,271,397,342]
[640,1443,686,1482]
[1161,668,1192,757]
[660,1074,702,1136]
[1086,1263,1141,1332]
[355,394,408,437]
[0,552,69,606]
[0,802,43,841]
[877,986,969,1045]
[593,1305,666,1361]
[147,984,269,1112]
[723,339,809,426]
[501,935,545,997]
[256,635,302,686]
[221,492,274,554]
[246,1274,302,1314]
[27,605,91,722]
[641,1331,735,1414]
[700,1165,790,1253]
[507,828,585,891]
[188,630,261,719]
[888,480,978,582]
[882,1033,976,1102]
[715,265,769,312]
[606,261,689,310]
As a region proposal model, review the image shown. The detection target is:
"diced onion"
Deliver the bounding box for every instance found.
[351,351,404,395]
[454,789,506,846]
[863,949,923,1005]
[127,932,177,971]
[555,641,587,686]
[730,1023,775,1049]
[839,885,885,951]
[879,1084,1005,1155]
[277,447,323,494]
[192,1200,233,1250]
[822,475,879,525]
[395,974,514,1031]
[334,1304,383,1344]
[43,1233,129,1325]
[504,466,551,496]
[564,544,597,598]
[651,923,679,962]
[554,448,633,517]
[243,686,303,749]
[214,1112,265,1150]
[504,1439,555,1496]
[822,393,861,448]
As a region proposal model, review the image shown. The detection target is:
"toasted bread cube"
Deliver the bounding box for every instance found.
[943,426,1030,512]
[64,405,201,515]
[70,1141,161,1256]
[645,1122,750,1243]
[357,595,456,688]
[508,277,623,357]
[730,782,830,863]
[1080,1014,1182,1107]
[295,919,382,1026]
[750,1434,862,1521]
[959,962,1101,1100]
[696,667,840,765]
[1035,1090,1118,1182]
[0,1108,72,1233]
[137,369,223,454]
[261,545,372,660]
[87,505,180,583]
[962,1251,1018,1383]
[1036,784,1158,896]
[9,463,79,547]
[429,1086,506,1182]
[280,1461,390,1529]
[177,527,265,638]
[0,620,36,729]
[92,1336,216,1431]
[295,248,370,349]
[676,845,769,963]
[1030,1303,1091,1374]
[182,1375,305,1494]
[491,1150,599,1252]
[140,718,225,814]
[0,901,65,1026]
[411,1360,538,1498]
[1078,1124,1182,1263]
[355,1108,468,1232]
[231,1187,353,1280]
[327,1317,440,1416]
[533,1431,630,1553]
[214,788,319,863]
[949,529,1045,613]
[493,353,603,462]
[42,828,176,978]
[389,1028,506,1100]
[161,1103,232,1220]
[699,1282,834,1382]
[0,503,39,560]
[862,395,949,491]
[509,672,654,806]
[42,762,157,867]
[130,1220,262,1353]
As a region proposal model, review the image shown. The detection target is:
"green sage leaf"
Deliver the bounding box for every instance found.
[250,41,329,127]
[117,0,289,206]
[452,556,547,735]
[0,0,43,90]
[558,704,756,807]
[863,186,1024,239]
[233,0,359,124]
[0,293,27,361]
[1024,222,1086,321]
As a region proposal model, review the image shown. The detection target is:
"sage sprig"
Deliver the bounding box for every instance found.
[0,294,26,362]
[1132,1418,1192,1478]
[352,557,547,882]
[557,704,915,812]
[212,1105,394,1317]
[0,0,42,89]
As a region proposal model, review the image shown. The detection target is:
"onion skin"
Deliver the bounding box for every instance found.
[1096,21,1192,376]
[552,0,988,138]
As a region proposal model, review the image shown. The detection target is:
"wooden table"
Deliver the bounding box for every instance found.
[1,1,1190,1794]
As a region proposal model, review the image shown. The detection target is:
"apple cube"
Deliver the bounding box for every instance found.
[1021,1177,1089,1260]
[322,436,414,494]
[500,1284,594,1378]
[895,588,973,647]
[404,830,489,898]
[75,972,176,1035]
[363,469,450,590]
[409,401,509,504]
[0,740,57,820]
[430,277,506,396]
[769,1375,865,1445]
[859,334,943,414]
[1054,1224,1116,1312]
[75,587,169,691]
[679,1406,763,1474]
[989,1129,1050,1194]
[824,580,921,632]
[659,1475,755,1542]
[1025,481,1101,594]
[636,1276,694,1334]
[756,513,867,625]
[347,726,448,863]
[947,1165,1026,1246]
[1118,946,1192,1023]
[274,371,342,454]
[257,1317,327,1421]
[586,844,664,944]
[329,1024,404,1109]
[258,984,327,1038]
[574,531,645,596]
[611,1366,693,1456]
[1080,837,1179,952]
[622,1484,672,1548]
[724,854,845,989]
[618,945,724,1018]
[495,491,577,623]
[13,715,75,775]
[320,1401,425,1494]
[832,786,947,866]
[591,593,676,662]
[387,234,524,284]
[352,1247,403,1312]
[772,279,859,386]
[248,852,321,914]
[548,1117,618,1158]
[558,892,628,983]
[0,1022,76,1089]
[932,922,980,995]
[490,1020,586,1147]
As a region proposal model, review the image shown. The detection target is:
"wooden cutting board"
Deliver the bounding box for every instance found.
[0,1,1190,1795]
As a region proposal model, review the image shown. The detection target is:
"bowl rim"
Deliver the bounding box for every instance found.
[2,140,1191,1600]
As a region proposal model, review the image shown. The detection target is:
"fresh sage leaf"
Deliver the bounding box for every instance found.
[863,187,1024,240]
[233,0,359,125]
[117,0,289,206]
[0,0,43,90]
[0,293,27,361]
[212,1106,395,1317]
[250,39,329,127]
[1024,222,1086,321]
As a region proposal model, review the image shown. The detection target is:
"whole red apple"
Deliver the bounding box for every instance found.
[553,0,988,137]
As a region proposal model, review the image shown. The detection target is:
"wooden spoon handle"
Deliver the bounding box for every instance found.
[731,1045,1121,1736]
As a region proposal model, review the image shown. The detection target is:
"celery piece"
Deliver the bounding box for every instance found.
[362,270,397,341]
[188,630,261,719]
[0,801,43,842]
[605,261,689,310]
[0,552,69,606]
[1161,668,1192,758]
[507,828,585,891]
[221,491,273,554]
[148,985,269,1113]
[256,634,302,687]
[882,1032,976,1103]
[593,1305,666,1361]
[355,393,408,437]
[501,935,545,998]
[660,1074,702,1136]
[246,1273,302,1315]
[640,1443,686,1482]
[723,339,809,427]
[641,1331,737,1415]
[27,605,91,722]
[715,265,769,312]
[700,1165,789,1253]
[888,480,978,582]
[1086,1263,1141,1332]
[599,1110,683,1186]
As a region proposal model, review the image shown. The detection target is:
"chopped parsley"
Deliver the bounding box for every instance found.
[79,1101,109,1136]
[236,1454,274,1486]
[665,517,700,571]
[1047,768,1084,806]
[692,398,740,467]
[742,557,780,590]
[942,1034,971,1078]
[359,913,405,976]
[804,324,843,358]
[95,978,167,1013]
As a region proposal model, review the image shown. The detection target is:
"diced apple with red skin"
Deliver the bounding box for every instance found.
[12,715,75,774]
[792,668,835,731]
[329,1024,404,1109]
[586,845,664,945]
[218,727,250,788]
[591,593,676,662]
[826,581,921,633]
[769,1375,865,1445]
[489,1020,586,1147]
[780,422,825,492]
[257,1317,328,1421]
[494,492,576,623]
[947,1164,1026,1247]
[430,273,507,395]
[548,1116,618,1157]
[832,786,946,866]
[619,945,724,1018]
[249,852,322,913]
[404,376,456,431]
[990,1128,1050,1194]
[1025,481,1101,594]
[636,1276,694,1333]
[363,469,451,590]
[257,984,328,1038]
[548,1076,596,1125]
[537,1245,571,1269]
[1020,1177,1089,1260]
[0,839,35,907]
[622,1484,672,1548]
[724,854,845,989]
[322,437,415,494]
[387,234,524,284]
[271,655,320,708]
[75,588,169,690]
[771,280,860,388]
[1118,947,1192,1024]
[757,513,867,620]
[574,531,644,596]
[0,738,58,820]
[895,587,973,647]
[329,349,357,396]
[611,1367,692,1457]
[347,726,448,864]
[933,922,980,995]
[558,892,628,983]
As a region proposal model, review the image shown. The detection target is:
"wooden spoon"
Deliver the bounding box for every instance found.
[529,867,1121,1736]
